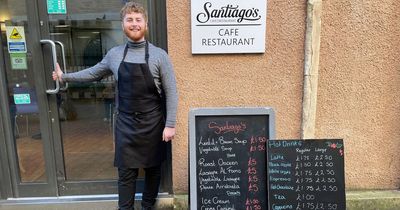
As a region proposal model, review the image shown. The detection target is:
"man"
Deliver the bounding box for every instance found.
[52,2,178,210]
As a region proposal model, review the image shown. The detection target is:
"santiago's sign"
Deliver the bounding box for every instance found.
[191,0,267,54]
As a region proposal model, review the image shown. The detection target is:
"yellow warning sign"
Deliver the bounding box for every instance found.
[6,26,27,53]
[9,28,22,39]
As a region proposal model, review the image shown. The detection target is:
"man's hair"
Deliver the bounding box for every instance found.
[120,1,148,22]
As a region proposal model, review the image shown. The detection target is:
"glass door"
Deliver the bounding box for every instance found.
[39,0,123,195]
[38,0,151,196]
[0,0,57,197]
[1,0,171,198]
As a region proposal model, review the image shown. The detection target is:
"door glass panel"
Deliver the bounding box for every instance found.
[0,0,46,182]
[48,0,146,181]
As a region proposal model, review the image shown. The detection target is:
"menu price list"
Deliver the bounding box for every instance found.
[195,116,269,210]
[267,140,345,210]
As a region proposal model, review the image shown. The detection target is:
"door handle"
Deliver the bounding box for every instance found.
[40,39,60,94]
[55,41,68,91]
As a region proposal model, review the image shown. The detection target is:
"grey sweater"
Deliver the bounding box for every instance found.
[62,41,178,127]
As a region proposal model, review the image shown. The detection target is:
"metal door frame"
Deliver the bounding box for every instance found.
[0,35,13,199]
[148,0,173,194]
[0,0,172,198]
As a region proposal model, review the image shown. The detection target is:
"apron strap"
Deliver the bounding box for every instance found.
[121,44,129,62]
[145,41,149,64]
[140,42,161,99]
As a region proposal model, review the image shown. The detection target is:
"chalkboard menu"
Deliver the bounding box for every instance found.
[189,108,275,210]
[267,139,345,210]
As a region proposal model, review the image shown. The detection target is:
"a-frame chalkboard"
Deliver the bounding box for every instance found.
[189,107,275,210]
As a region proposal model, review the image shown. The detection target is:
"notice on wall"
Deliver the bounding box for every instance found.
[14,93,31,105]
[47,0,67,14]
[10,53,27,70]
[191,0,267,54]
[189,107,275,210]
[267,139,346,210]
[6,26,27,54]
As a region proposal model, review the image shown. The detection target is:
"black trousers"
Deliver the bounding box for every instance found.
[118,166,161,210]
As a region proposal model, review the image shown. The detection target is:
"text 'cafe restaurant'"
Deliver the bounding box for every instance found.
[0,0,399,209]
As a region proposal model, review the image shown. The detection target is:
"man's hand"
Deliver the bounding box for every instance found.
[52,63,63,81]
[162,127,176,142]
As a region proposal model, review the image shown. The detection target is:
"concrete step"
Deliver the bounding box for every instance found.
[0,194,173,210]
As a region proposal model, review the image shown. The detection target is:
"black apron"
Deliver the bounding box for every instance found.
[114,41,166,168]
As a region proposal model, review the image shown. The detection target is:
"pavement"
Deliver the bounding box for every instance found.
[346,190,400,210]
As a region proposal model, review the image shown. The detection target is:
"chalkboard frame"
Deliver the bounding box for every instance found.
[189,107,276,210]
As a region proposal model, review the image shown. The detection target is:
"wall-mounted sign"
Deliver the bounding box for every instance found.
[6,26,27,54]
[14,94,31,105]
[191,0,267,54]
[47,0,67,14]
[10,53,28,70]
